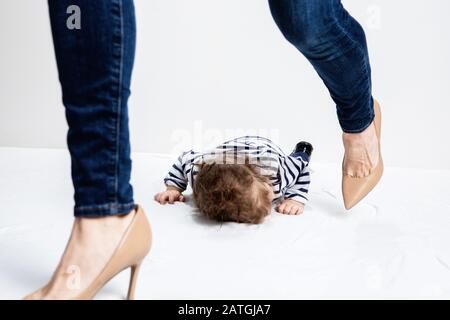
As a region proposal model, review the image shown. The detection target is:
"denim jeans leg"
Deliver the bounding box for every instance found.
[48,0,136,216]
[268,0,375,133]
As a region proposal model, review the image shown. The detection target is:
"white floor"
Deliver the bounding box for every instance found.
[1,147,449,300]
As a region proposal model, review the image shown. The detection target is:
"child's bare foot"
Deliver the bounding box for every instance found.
[342,122,380,178]
[154,186,185,204]
[276,199,305,215]
[24,209,136,300]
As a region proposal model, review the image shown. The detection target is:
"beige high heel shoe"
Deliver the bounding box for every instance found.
[342,99,383,209]
[24,204,152,300]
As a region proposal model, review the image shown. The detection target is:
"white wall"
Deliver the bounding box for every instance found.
[1,0,449,169]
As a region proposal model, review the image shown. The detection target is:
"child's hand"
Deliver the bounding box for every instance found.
[154,187,185,205]
[276,199,305,215]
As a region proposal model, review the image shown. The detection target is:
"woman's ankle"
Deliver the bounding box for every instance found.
[342,122,379,177]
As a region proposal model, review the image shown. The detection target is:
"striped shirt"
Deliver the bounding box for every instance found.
[164,136,311,204]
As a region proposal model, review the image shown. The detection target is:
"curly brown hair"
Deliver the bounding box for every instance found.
[193,161,272,224]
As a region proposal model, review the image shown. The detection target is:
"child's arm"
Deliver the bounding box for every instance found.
[154,152,191,205]
[164,152,190,191]
[276,166,310,215]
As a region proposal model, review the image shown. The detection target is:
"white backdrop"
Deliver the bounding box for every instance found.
[1,0,449,169]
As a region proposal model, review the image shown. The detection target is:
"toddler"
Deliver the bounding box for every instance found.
[154,136,313,224]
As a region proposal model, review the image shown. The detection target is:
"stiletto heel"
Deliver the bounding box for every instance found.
[73,204,151,299]
[24,204,152,300]
[127,263,142,300]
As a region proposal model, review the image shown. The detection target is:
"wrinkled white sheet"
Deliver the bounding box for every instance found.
[0,147,449,299]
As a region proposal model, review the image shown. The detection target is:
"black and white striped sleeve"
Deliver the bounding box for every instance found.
[284,165,311,204]
[163,151,193,191]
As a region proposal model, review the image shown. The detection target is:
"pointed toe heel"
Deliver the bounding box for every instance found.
[75,205,151,300]
[342,99,384,210]
[23,204,152,300]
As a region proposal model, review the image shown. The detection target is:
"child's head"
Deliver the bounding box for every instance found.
[193,161,273,224]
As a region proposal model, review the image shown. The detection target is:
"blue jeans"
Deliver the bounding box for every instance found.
[269,0,374,132]
[48,0,136,216]
[48,0,373,217]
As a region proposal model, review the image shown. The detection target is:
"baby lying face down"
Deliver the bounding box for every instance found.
[154,136,313,224]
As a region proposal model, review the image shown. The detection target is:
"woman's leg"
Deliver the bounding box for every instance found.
[26,0,137,299]
[268,0,379,177]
